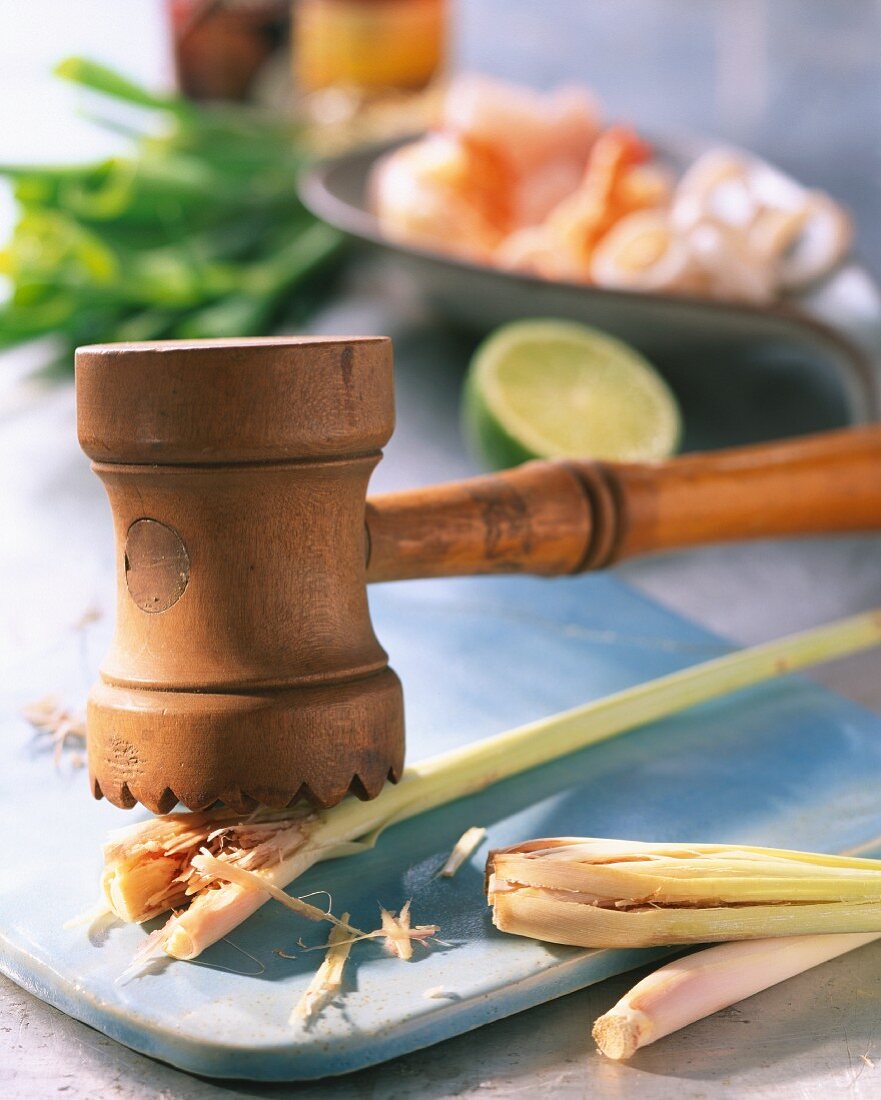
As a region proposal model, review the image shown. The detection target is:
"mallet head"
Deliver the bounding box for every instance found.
[76,336,404,814]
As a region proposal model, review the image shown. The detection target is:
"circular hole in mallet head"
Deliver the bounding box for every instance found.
[124,519,190,613]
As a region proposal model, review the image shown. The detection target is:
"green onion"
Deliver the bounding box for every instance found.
[54,57,190,116]
[0,59,342,360]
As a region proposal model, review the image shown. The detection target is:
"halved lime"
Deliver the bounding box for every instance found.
[462,319,682,468]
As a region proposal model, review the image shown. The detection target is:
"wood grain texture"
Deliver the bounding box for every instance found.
[76,336,394,464]
[76,336,403,813]
[76,336,881,815]
[365,461,609,581]
[366,427,881,580]
[604,426,881,561]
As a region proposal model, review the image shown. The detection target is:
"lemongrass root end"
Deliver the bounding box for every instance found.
[593,1007,653,1061]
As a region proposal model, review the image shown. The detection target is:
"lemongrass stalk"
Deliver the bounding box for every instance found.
[593,834,881,1057]
[593,932,881,1060]
[490,837,881,902]
[191,852,365,937]
[487,838,881,948]
[160,841,327,960]
[106,608,881,960]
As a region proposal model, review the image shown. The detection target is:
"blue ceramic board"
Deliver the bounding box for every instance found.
[4,394,881,1081]
[6,573,881,1081]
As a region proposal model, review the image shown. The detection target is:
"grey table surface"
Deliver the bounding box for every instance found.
[5,1,881,1097]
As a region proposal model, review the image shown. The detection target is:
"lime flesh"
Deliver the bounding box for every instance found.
[463,319,682,468]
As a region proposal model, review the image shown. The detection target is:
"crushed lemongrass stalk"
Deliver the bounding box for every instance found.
[440,827,487,878]
[486,838,881,948]
[101,804,320,927]
[97,609,881,962]
[593,931,881,1060]
[22,696,86,767]
[293,914,353,1024]
[186,854,438,975]
[191,852,364,937]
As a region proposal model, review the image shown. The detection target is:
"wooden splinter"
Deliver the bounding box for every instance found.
[76,337,881,814]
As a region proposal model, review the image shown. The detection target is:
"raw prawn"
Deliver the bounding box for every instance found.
[371,132,512,262]
[502,128,671,281]
[370,74,852,302]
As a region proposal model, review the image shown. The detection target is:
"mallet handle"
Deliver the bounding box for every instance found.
[365,426,881,582]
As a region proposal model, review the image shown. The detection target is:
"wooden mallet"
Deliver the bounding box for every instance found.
[75,337,881,813]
